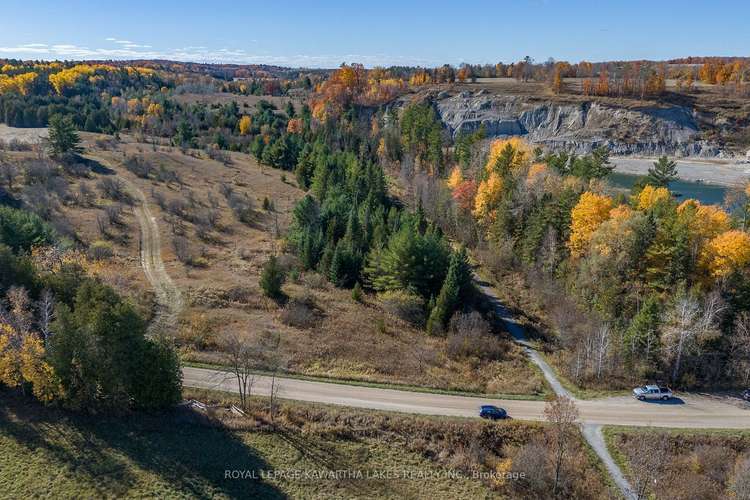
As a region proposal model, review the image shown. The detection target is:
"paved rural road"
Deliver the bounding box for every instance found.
[182,366,750,429]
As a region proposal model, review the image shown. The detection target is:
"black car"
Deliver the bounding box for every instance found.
[743,389,750,402]
[479,405,508,420]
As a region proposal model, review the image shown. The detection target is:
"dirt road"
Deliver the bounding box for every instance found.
[183,366,750,429]
[129,182,183,335]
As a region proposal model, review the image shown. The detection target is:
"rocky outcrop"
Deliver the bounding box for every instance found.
[435,92,723,157]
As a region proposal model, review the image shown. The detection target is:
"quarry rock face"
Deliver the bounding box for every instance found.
[435,93,722,157]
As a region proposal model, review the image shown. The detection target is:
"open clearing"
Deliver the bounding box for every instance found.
[0,124,47,144]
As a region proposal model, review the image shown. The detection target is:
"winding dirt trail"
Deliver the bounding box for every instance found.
[128,182,183,335]
[475,275,637,498]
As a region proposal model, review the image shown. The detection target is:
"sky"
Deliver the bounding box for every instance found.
[1,0,748,68]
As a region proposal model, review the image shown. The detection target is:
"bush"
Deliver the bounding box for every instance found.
[378,290,425,326]
[88,240,114,261]
[280,298,318,328]
[352,282,363,302]
[0,205,56,251]
[260,255,286,299]
[124,156,153,178]
[227,193,254,224]
[97,177,132,204]
[447,311,508,360]
[302,272,327,290]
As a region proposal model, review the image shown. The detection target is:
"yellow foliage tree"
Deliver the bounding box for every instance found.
[473,172,504,221]
[702,230,750,279]
[485,137,533,174]
[568,192,614,257]
[447,166,464,190]
[0,72,38,95]
[677,200,730,242]
[146,103,164,116]
[635,185,670,210]
[20,336,62,403]
[590,205,634,257]
[238,115,252,135]
[0,323,21,387]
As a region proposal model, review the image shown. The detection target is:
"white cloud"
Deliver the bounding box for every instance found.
[0,40,436,68]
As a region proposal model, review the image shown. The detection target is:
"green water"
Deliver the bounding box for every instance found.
[609,172,728,205]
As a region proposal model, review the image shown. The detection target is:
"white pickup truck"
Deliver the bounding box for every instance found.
[633,385,673,401]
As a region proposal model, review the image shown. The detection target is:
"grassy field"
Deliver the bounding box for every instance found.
[0,392,492,499]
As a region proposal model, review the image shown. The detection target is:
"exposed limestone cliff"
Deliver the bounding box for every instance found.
[435,91,724,157]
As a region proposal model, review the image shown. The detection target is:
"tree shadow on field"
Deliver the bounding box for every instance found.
[273,426,402,498]
[77,155,115,175]
[0,393,284,499]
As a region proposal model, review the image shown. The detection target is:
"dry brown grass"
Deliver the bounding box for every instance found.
[1,131,546,396]
[185,387,611,499]
[607,427,750,500]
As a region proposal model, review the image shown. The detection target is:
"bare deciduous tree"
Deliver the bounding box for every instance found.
[221,333,257,410]
[0,160,18,190]
[729,313,750,386]
[626,430,668,500]
[172,235,193,264]
[661,290,724,383]
[257,331,285,423]
[36,289,55,346]
[544,395,579,497]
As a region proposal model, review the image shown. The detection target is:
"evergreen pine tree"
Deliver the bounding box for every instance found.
[318,242,335,275]
[328,242,345,286]
[426,247,472,334]
[47,114,83,156]
[260,255,286,299]
[623,296,661,367]
[646,156,678,187]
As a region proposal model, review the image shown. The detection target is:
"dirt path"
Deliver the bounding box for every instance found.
[476,275,636,499]
[127,181,183,336]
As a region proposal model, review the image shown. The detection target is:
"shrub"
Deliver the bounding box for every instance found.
[0,205,56,251]
[88,240,114,261]
[97,177,132,204]
[302,272,327,290]
[447,311,508,360]
[378,290,425,326]
[227,193,254,224]
[260,255,286,299]
[123,156,153,178]
[280,298,318,328]
[352,282,363,302]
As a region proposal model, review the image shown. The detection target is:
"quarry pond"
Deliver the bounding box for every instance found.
[609,172,728,205]
[609,156,750,205]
